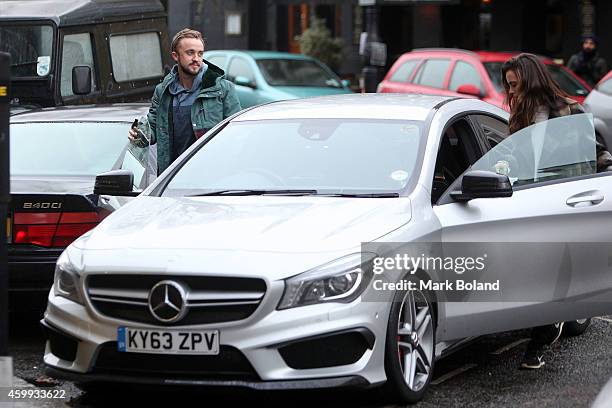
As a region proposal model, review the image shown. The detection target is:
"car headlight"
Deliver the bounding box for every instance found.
[53,250,83,305]
[278,253,376,310]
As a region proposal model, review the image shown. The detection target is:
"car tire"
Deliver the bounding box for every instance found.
[382,284,436,404]
[563,318,591,337]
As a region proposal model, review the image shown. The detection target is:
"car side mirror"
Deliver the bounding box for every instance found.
[72,65,92,95]
[94,170,139,197]
[456,84,482,97]
[450,170,512,202]
[234,76,256,88]
[341,79,351,88]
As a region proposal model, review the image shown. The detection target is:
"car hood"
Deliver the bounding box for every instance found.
[74,195,411,278]
[81,195,411,252]
[274,86,352,98]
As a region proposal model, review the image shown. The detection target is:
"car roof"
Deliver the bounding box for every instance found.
[0,0,166,26]
[234,93,456,122]
[205,50,315,61]
[474,51,554,64]
[10,103,150,123]
[400,49,555,64]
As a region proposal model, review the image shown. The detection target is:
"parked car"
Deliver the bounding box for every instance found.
[584,70,612,149]
[203,50,352,108]
[42,94,612,403]
[0,0,171,108]
[8,104,155,314]
[378,49,592,109]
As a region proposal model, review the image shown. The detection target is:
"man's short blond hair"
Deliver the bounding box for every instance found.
[171,28,205,53]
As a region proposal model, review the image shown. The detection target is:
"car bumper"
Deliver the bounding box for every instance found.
[42,285,392,388]
[9,246,62,313]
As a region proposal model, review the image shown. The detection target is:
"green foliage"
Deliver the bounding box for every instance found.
[298,17,344,71]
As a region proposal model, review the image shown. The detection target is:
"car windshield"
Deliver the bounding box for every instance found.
[0,24,54,78]
[256,59,343,88]
[10,122,129,176]
[161,119,423,197]
[484,62,590,97]
[470,114,596,188]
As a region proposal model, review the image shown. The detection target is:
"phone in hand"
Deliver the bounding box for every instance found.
[131,118,148,146]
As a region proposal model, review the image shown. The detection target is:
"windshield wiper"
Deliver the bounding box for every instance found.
[11,61,39,67]
[318,192,400,198]
[188,189,318,197]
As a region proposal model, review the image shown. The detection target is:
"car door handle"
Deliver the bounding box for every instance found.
[566,193,604,207]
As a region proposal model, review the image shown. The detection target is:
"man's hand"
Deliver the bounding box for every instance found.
[128,127,139,144]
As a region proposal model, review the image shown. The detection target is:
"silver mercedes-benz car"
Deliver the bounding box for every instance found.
[42,94,612,404]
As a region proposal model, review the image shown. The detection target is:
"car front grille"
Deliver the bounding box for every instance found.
[86,274,266,326]
[93,342,260,380]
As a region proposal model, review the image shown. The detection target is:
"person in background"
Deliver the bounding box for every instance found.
[501,53,612,369]
[567,35,608,87]
[129,28,241,175]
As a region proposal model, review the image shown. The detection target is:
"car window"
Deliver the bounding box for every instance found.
[0,24,54,78]
[109,32,164,82]
[256,58,342,88]
[547,65,589,97]
[471,114,596,189]
[449,61,482,93]
[484,62,590,97]
[483,62,504,92]
[414,59,451,89]
[389,59,420,83]
[206,55,227,69]
[61,33,97,97]
[161,119,423,196]
[228,57,255,83]
[432,118,483,203]
[597,77,612,96]
[471,114,509,148]
[10,122,129,176]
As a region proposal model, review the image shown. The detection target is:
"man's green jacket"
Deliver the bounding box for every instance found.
[147,61,241,173]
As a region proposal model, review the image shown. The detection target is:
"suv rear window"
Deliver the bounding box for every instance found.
[389,59,419,83]
[414,59,451,89]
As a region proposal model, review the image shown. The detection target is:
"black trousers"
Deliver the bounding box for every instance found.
[526,324,561,351]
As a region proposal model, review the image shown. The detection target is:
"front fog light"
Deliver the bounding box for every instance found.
[278,253,375,310]
[53,252,83,304]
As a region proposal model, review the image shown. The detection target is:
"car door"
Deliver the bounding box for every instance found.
[100,141,156,211]
[227,56,259,108]
[433,113,612,340]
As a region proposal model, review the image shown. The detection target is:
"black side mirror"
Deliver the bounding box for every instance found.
[72,65,92,95]
[94,170,139,197]
[451,170,512,202]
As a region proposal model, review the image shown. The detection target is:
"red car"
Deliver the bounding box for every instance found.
[378,49,592,110]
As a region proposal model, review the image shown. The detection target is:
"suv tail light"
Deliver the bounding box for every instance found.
[13,212,99,247]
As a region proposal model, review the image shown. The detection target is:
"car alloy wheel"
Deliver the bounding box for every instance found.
[383,285,435,404]
[563,318,591,337]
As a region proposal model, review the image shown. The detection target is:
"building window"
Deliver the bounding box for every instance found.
[226,12,242,36]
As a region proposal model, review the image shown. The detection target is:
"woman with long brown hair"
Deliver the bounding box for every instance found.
[500,53,612,370]
[502,53,612,171]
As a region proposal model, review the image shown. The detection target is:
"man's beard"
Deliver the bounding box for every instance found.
[180,62,200,76]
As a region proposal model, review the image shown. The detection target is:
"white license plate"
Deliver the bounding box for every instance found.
[117,327,219,355]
